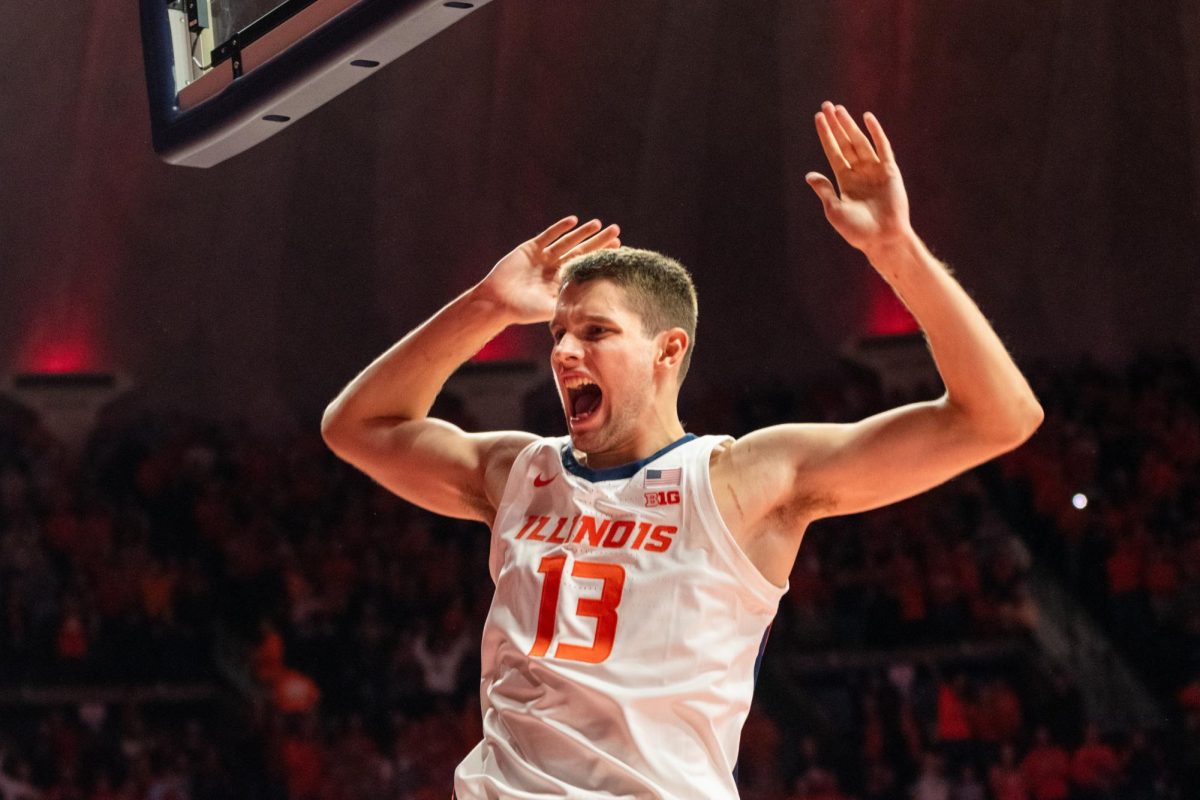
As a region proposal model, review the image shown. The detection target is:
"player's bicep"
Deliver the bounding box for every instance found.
[323,417,534,523]
[735,398,1025,522]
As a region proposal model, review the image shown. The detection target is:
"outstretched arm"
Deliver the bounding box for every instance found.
[719,103,1042,545]
[321,217,620,524]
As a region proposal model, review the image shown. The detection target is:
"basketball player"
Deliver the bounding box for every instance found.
[321,103,1043,799]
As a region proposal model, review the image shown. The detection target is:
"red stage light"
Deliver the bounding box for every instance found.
[866,287,918,336]
[473,328,528,362]
[21,337,99,374]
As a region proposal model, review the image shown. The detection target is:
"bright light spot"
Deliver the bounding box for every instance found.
[1072,493,1088,510]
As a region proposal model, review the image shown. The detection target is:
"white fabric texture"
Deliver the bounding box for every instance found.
[454,434,786,800]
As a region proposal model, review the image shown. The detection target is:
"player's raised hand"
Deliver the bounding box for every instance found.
[476,217,621,324]
[806,102,912,255]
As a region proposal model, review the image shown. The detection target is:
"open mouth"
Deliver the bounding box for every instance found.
[564,377,604,424]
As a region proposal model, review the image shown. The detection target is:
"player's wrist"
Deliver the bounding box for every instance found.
[464,281,524,328]
[860,226,926,278]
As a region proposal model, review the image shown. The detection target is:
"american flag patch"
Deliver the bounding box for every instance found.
[644,467,682,487]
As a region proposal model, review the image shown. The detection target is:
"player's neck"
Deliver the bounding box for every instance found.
[577,416,687,470]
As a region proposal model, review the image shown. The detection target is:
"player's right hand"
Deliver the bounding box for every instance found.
[474,217,621,325]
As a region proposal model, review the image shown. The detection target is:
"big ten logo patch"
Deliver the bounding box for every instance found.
[644,489,680,507]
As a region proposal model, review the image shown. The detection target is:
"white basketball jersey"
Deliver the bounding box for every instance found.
[453,434,787,800]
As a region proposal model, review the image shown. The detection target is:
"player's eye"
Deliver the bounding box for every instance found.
[551,328,565,343]
[586,326,607,338]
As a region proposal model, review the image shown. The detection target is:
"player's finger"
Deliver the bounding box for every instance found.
[564,224,621,260]
[547,219,604,257]
[863,112,895,164]
[835,105,879,164]
[814,113,851,172]
[534,216,580,248]
[822,102,859,164]
[805,172,839,212]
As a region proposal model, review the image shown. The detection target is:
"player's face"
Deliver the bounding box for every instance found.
[550,279,658,453]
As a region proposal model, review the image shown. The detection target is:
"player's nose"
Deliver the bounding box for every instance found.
[552,333,583,364]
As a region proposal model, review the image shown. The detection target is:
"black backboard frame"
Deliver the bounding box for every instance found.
[139,0,490,168]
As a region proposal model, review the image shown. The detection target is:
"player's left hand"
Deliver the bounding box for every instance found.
[806,102,913,255]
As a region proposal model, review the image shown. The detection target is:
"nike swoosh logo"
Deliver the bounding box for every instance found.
[533,473,557,487]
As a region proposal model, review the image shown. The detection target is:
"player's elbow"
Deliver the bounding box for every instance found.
[320,407,347,457]
[982,393,1044,452]
[320,411,379,472]
[321,403,420,466]
[320,400,361,456]
[946,390,1043,455]
[1018,395,1045,440]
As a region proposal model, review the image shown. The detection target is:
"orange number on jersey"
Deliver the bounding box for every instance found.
[528,555,626,663]
[529,555,567,658]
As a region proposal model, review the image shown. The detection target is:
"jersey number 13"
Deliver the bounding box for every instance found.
[529,555,626,663]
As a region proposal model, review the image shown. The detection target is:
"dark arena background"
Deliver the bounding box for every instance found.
[3,2,1200,798]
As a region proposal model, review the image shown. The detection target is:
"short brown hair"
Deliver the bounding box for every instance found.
[560,247,698,381]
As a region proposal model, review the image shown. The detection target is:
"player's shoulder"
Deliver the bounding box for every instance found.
[708,434,735,456]
[708,426,825,528]
[481,432,566,504]
[717,423,843,467]
[707,427,775,473]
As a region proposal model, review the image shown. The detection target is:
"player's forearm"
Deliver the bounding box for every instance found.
[864,230,1043,443]
[321,286,513,433]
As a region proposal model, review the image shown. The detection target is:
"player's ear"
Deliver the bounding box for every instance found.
[657,329,689,371]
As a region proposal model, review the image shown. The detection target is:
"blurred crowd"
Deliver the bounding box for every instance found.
[0,352,1196,798]
[999,352,1200,762]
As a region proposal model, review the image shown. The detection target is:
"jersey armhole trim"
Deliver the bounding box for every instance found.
[694,436,789,602]
[494,437,547,511]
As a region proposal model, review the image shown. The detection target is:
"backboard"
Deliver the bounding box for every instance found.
[139,0,493,168]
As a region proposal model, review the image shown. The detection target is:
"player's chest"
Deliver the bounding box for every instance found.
[501,479,685,558]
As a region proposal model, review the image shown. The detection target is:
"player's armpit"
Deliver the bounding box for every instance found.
[725,397,1037,526]
[322,417,535,524]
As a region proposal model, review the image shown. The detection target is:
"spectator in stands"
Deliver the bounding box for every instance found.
[736,705,782,796]
[411,604,472,703]
[53,597,90,680]
[1116,729,1160,800]
[1021,726,1070,800]
[950,763,985,800]
[1040,670,1084,748]
[892,546,929,642]
[860,758,900,800]
[1070,723,1120,799]
[989,742,1029,800]
[0,756,42,800]
[909,752,951,800]
[324,715,389,800]
[973,678,1023,757]
[935,673,974,768]
[86,772,122,800]
[144,753,189,800]
[274,714,324,800]
[2,360,1196,798]
[926,547,967,640]
[790,767,849,800]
